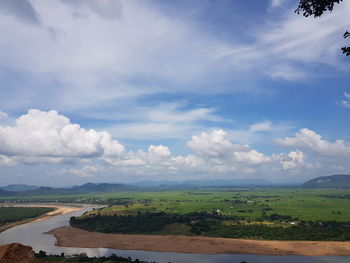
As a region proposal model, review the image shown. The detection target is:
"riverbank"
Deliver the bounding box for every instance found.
[48,226,350,256]
[0,204,82,233]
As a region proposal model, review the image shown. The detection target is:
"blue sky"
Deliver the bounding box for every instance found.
[0,0,349,186]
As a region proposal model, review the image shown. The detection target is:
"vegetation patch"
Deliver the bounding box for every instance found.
[0,207,54,229]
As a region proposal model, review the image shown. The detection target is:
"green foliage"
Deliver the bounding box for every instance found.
[70,212,223,234]
[295,0,343,17]
[70,210,350,241]
[295,0,349,56]
[36,251,152,263]
[64,188,350,241]
[3,188,350,222]
[0,207,53,226]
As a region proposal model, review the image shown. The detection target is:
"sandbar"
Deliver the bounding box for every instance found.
[47,226,350,256]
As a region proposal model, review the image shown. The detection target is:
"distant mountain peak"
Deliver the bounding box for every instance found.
[303,174,350,188]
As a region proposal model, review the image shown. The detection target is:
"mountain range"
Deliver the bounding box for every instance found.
[1,174,350,197]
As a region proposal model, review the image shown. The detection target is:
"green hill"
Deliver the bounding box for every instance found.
[303,174,350,188]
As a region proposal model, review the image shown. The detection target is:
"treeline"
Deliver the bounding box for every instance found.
[0,207,53,226]
[70,212,224,234]
[36,250,159,263]
[0,196,134,205]
[70,212,350,241]
[204,221,350,241]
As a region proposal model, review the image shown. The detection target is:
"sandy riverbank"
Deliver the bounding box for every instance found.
[0,204,82,232]
[47,226,350,256]
[30,205,82,222]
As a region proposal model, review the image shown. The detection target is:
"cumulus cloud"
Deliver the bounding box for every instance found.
[187,130,249,157]
[67,165,103,177]
[276,128,350,157]
[275,150,305,170]
[104,144,205,176]
[148,145,171,159]
[233,150,271,165]
[0,109,124,162]
[172,154,204,168]
[0,109,344,179]
[188,129,271,167]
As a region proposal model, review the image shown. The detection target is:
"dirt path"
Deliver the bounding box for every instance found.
[47,226,350,256]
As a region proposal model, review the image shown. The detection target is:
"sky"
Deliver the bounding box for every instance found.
[0,0,349,186]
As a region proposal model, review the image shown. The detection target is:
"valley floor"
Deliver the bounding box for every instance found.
[48,226,350,256]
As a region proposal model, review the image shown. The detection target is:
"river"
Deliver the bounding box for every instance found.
[0,205,349,263]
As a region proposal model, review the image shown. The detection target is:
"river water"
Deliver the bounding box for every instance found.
[0,205,349,263]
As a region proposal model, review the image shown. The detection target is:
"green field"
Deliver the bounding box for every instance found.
[3,188,350,240]
[68,188,350,240]
[72,188,350,222]
[2,188,350,221]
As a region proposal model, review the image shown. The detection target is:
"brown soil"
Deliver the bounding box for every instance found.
[0,243,38,263]
[47,226,350,256]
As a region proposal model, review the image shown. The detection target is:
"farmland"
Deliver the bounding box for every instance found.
[2,188,350,221]
[3,188,350,240]
[63,188,350,221]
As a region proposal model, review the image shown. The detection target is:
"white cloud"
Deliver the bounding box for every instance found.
[0,111,8,119]
[0,0,252,112]
[187,129,271,167]
[263,64,306,81]
[172,154,204,168]
[148,145,171,159]
[340,92,350,108]
[262,3,350,63]
[107,102,229,140]
[0,109,124,161]
[67,165,103,177]
[270,0,287,8]
[0,0,348,116]
[340,100,350,108]
[234,150,271,165]
[249,121,271,132]
[187,130,249,157]
[276,128,350,157]
[105,157,146,167]
[280,150,305,170]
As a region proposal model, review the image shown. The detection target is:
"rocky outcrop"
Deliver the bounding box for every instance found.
[0,243,38,263]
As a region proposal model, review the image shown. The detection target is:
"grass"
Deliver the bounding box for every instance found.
[2,188,350,222]
[85,189,350,222]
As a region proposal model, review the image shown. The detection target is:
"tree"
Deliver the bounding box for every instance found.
[295,0,350,56]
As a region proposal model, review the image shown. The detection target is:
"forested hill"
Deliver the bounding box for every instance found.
[0,189,16,197]
[303,174,350,188]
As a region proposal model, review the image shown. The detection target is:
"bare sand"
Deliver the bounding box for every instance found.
[47,226,350,256]
[30,205,82,222]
